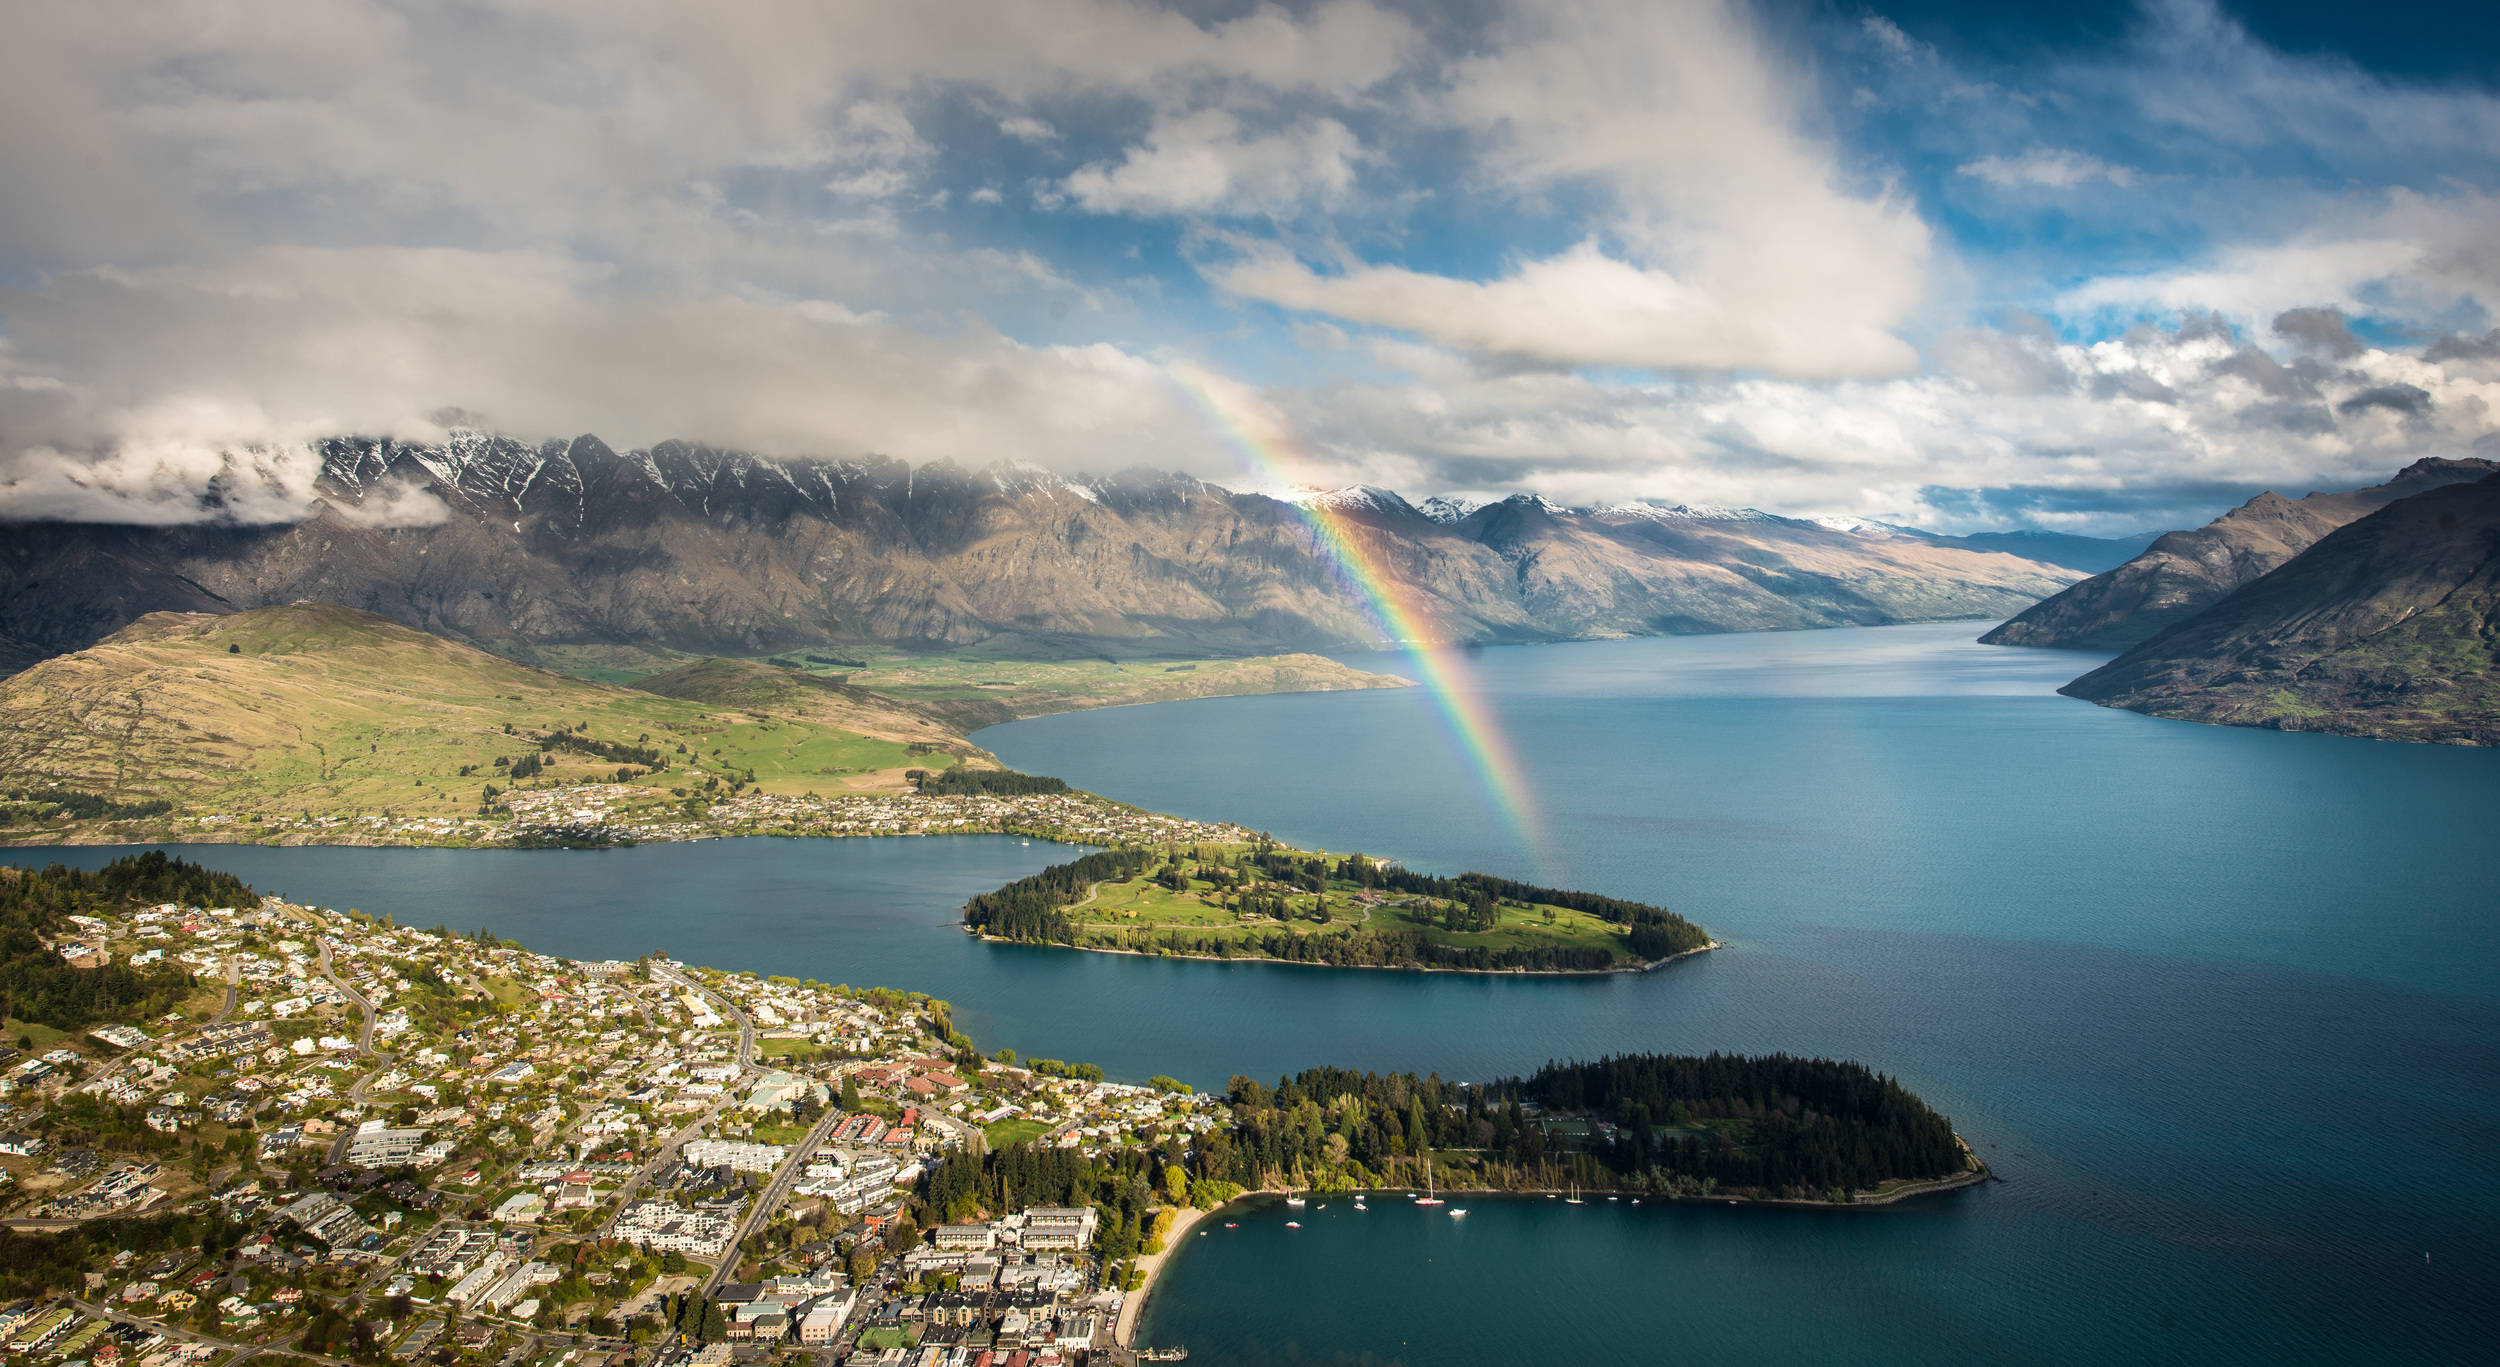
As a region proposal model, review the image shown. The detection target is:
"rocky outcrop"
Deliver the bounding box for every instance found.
[1981,458,2498,650]
[2059,472,2500,743]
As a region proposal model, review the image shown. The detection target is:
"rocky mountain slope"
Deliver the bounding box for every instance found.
[0,432,2088,674]
[1981,458,2497,650]
[2060,472,2500,743]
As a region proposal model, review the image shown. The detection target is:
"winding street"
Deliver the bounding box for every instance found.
[308,929,390,1166]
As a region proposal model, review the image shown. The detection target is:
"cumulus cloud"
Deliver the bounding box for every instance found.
[1065,111,1365,217]
[1222,240,1918,377]
[2058,191,2499,335]
[1958,148,2136,189]
[1209,0,1929,378]
[1285,311,2500,534]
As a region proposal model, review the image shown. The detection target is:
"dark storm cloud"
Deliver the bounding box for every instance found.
[2272,307,2364,359]
[2335,383,2432,417]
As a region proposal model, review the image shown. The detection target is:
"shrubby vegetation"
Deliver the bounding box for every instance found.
[0,788,175,824]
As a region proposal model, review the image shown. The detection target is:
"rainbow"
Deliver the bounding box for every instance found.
[1165,361,1548,865]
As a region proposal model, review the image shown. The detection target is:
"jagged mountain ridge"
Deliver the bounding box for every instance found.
[2059,472,2500,743]
[1981,457,2499,650]
[0,431,2089,672]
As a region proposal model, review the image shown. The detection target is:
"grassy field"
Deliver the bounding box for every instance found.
[982,1117,1055,1149]
[0,603,1414,844]
[1053,842,1651,967]
[644,650,1412,731]
[0,604,973,831]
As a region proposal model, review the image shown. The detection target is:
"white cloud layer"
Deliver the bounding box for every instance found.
[0,246,1209,522]
[0,0,2493,532]
[1958,149,2137,189]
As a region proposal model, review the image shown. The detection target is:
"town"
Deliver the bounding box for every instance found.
[164,790,1255,854]
[0,867,1237,1367]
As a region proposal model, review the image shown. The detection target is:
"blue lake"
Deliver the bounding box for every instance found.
[42,622,2500,1364]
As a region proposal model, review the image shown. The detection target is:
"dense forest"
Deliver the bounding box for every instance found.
[0,851,235,1029]
[917,1140,1199,1278]
[909,1053,1965,1238]
[1197,1055,1967,1201]
[0,1208,249,1297]
[962,848,1153,941]
[1373,866,1711,959]
[914,767,1071,797]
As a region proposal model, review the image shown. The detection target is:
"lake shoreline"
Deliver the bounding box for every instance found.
[971,930,1722,977]
[1115,1203,1213,1348]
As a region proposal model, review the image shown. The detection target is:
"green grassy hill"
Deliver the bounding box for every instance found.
[0,603,970,837]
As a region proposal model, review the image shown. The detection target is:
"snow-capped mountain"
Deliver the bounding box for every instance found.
[0,431,2096,672]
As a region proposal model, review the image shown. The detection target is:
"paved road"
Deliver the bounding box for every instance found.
[597,1094,735,1237]
[208,954,241,1025]
[312,934,380,1056]
[699,1102,846,1297]
[652,964,758,1071]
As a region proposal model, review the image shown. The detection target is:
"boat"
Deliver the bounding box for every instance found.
[1449,1208,1468,1217]
[1565,1184,1585,1205]
[1285,1221,1301,1228]
[1224,1223,1236,1228]
[1415,1157,1445,1206]
[1285,1196,1306,1207]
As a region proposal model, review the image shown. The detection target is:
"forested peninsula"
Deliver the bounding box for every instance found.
[963,841,1715,973]
[922,1053,1983,1215]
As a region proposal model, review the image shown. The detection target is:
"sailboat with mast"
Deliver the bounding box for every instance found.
[1416,1156,1445,1207]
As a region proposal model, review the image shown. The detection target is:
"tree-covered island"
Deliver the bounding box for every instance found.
[964,840,1716,972]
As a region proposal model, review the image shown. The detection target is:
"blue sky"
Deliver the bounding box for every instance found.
[0,0,2493,533]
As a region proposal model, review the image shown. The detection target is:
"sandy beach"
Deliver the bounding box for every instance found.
[1113,1202,1214,1348]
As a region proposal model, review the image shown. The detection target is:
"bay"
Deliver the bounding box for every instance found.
[35,622,2500,1364]
[979,622,2500,1366]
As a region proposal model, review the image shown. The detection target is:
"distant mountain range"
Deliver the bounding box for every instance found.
[0,431,2103,673]
[2060,470,2500,744]
[1981,458,2498,650]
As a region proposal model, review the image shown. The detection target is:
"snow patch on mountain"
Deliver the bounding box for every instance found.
[1418,495,1496,523]
[1286,486,1420,518]
[1812,515,1935,539]
[1592,501,1776,523]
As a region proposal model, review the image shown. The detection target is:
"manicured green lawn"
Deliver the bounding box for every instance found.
[983,1117,1054,1149]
